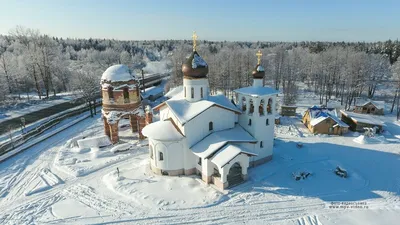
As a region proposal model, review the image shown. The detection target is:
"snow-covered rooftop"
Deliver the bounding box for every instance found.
[309,107,337,118]
[142,120,184,141]
[165,86,183,99]
[340,110,384,126]
[309,116,328,126]
[355,100,385,110]
[141,86,164,99]
[211,144,256,168]
[166,94,241,125]
[191,126,256,158]
[234,86,279,97]
[101,65,135,83]
[308,107,348,128]
[310,113,349,128]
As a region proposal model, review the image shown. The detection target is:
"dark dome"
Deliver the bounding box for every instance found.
[182,51,208,78]
[252,64,265,79]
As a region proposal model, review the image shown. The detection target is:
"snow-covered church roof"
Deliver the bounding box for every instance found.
[211,144,256,169]
[161,94,241,125]
[234,86,279,97]
[101,64,136,84]
[142,119,184,141]
[165,86,183,99]
[191,125,256,158]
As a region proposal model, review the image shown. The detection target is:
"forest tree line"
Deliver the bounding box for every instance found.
[0,26,399,118]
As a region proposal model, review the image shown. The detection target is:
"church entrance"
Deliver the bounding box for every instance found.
[227,162,244,187]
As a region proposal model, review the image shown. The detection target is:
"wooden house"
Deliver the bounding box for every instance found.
[354,100,384,115]
[303,107,349,135]
[340,110,384,133]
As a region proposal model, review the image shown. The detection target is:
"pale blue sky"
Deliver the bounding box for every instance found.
[0,0,399,41]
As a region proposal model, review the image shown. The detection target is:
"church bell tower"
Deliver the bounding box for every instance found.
[181,32,210,102]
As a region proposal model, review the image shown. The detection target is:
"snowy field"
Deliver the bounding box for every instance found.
[0,102,400,224]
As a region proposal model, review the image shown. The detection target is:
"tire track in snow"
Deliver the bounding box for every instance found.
[0,117,97,203]
[0,193,64,225]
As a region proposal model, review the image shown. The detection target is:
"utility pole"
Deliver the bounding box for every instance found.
[141,69,145,94]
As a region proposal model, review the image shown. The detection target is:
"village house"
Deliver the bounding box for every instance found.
[340,110,384,133]
[141,33,278,190]
[303,107,349,135]
[354,100,385,115]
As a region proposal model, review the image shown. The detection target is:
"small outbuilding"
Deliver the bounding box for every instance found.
[340,110,384,133]
[303,107,349,135]
[281,105,297,116]
[354,100,385,115]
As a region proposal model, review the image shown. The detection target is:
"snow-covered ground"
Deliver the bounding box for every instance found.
[0,93,400,224]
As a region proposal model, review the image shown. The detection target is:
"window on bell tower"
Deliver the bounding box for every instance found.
[267,98,273,114]
[201,87,203,98]
[191,87,194,99]
[259,99,265,116]
[249,99,254,115]
[242,97,247,112]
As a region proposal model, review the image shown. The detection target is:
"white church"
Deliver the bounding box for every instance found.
[142,35,278,189]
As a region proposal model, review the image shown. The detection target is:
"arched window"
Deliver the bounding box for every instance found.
[123,87,129,103]
[266,118,269,125]
[260,141,263,148]
[191,87,194,99]
[259,99,265,116]
[209,121,213,131]
[150,145,154,159]
[248,119,252,126]
[242,97,247,112]
[201,87,203,98]
[267,98,273,114]
[159,152,164,161]
[184,87,186,97]
[107,87,114,100]
[249,99,254,115]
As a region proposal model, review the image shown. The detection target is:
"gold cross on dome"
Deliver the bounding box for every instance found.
[256,50,262,65]
[192,31,198,52]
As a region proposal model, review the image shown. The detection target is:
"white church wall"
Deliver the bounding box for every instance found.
[183,142,197,170]
[151,138,186,171]
[184,106,236,147]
